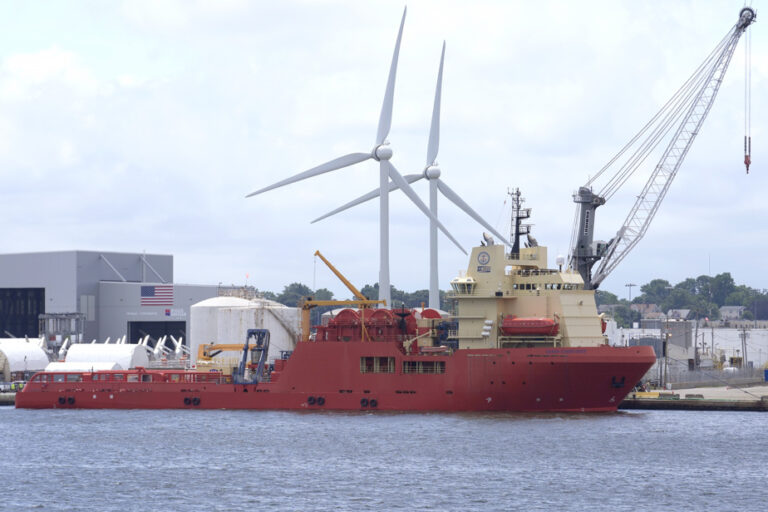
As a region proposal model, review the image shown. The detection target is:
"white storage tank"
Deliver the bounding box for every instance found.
[65,343,150,370]
[0,339,50,381]
[189,296,300,364]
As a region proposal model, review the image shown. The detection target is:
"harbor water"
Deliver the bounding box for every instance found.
[2,407,766,511]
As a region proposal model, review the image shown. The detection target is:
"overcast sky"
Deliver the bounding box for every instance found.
[0,0,765,301]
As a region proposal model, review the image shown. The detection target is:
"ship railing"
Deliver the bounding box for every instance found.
[147,359,194,370]
[500,337,560,348]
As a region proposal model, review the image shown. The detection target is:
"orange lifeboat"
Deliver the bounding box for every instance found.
[500,315,559,336]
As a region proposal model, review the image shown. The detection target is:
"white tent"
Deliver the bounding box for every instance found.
[45,361,120,372]
[65,343,149,370]
[0,339,50,381]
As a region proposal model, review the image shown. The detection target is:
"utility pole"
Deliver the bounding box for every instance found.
[739,327,749,369]
[694,319,700,369]
[626,283,637,302]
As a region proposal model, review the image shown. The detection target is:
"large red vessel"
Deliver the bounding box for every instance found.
[16,196,655,412]
[16,342,653,412]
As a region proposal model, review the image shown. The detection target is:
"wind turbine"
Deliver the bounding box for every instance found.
[246,7,465,308]
[312,42,512,309]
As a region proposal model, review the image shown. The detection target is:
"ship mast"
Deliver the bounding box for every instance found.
[509,188,531,257]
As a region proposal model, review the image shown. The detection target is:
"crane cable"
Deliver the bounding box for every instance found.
[744,24,752,173]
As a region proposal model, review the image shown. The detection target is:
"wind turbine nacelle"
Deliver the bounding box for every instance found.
[425,165,441,179]
[374,144,393,161]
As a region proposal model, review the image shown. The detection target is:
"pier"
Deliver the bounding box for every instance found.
[619,385,768,412]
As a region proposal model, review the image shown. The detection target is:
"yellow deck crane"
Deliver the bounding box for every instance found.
[299,251,385,342]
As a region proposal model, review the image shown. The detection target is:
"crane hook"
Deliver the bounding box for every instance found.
[745,136,751,174]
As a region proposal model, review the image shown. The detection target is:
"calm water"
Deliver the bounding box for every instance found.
[1,407,766,511]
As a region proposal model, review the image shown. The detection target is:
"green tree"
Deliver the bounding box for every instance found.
[611,304,640,328]
[276,282,314,307]
[711,273,736,306]
[674,278,697,296]
[359,283,447,309]
[724,285,755,306]
[661,287,694,312]
[595,290,619,306]
[255,289,278,301]
[314,288,334,301]
[360,283,380,301]
[635,279,672,304]
[695,275,712,300]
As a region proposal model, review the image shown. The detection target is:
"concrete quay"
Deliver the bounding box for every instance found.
[620,384,768,412]
[0,393,14,406]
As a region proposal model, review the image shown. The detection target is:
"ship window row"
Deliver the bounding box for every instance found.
[359,358,446,374]
[31,372,222,384]
[450,282,476,294]
[402,361,446,374]
[360,357,395,374]
[511,283,581,291]
[510,269,559,277]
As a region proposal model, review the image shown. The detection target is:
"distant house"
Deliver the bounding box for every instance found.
[719,305,745,320]
[630,303,663,319]
[666,309,692,320]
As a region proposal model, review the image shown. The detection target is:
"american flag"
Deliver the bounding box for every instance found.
[141,285,174,306]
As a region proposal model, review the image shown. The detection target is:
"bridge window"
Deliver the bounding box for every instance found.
[450,281,476,294]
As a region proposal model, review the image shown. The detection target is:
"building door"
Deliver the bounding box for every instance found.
[0,288,44,338]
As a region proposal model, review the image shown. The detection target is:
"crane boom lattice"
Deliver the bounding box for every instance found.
[570,7,756,289]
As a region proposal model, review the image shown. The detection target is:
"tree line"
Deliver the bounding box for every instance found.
[596,272,768,327]
[256,272,768,329]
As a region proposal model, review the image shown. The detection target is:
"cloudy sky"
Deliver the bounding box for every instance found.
[0,0,765,301]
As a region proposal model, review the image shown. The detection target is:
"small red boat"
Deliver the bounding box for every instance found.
[500,315,559,337]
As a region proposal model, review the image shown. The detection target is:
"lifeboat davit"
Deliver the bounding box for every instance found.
[500,315,559,336]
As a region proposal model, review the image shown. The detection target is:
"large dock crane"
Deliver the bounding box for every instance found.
[569,7,756,289]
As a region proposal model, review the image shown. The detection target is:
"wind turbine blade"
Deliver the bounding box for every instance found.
[385,161,467,255]
[246,152,371,197]
[436,179,513,248]
[312,174,423,223]
[426,41,445,166]
[376,6,406,145]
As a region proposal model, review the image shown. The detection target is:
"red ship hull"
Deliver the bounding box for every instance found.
[16,342,655,412]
